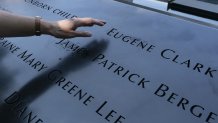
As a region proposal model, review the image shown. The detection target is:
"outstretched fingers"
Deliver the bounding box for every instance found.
[73,18,106,27]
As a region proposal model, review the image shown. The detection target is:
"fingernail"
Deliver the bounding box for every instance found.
[87,32,92,37]
[103,21,106,24]
[101,21,106,25]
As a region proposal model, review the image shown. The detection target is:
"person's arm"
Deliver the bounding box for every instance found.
[0,10,106,38]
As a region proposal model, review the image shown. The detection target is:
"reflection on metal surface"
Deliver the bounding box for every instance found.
[0,0,218,123]
[168,0,218,21]
[116,0,218,29]
[198,0,218,4]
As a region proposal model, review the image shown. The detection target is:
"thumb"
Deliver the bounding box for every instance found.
[71,31,92,37]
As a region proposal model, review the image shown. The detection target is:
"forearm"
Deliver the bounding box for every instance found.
[0,10,50,37]
[0,10,106,38]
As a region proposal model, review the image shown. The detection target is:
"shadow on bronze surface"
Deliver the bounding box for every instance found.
[0,39,108,123]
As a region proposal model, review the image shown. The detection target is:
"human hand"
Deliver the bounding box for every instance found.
[42,17,106,39]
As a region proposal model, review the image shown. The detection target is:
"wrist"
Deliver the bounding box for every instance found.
[40,19,53,35]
